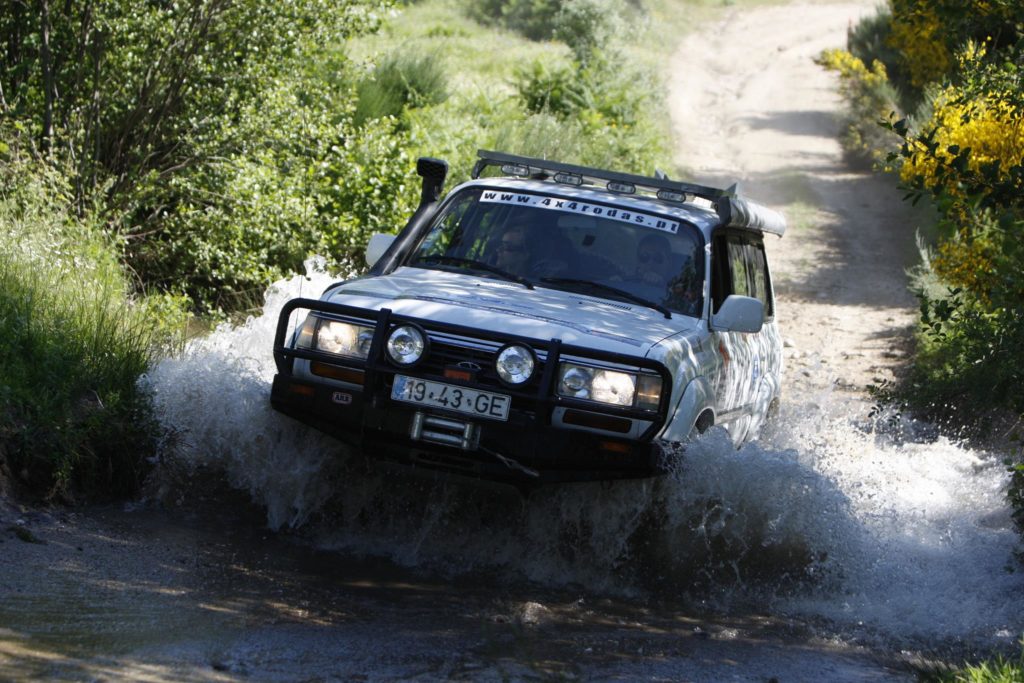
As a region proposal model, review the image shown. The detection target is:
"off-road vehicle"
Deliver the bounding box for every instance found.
[271,150,785,484]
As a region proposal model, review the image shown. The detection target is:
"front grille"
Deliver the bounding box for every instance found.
[416,333,549,394]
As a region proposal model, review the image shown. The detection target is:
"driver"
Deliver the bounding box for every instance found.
[495,220,569,278]
[495,223,533,275]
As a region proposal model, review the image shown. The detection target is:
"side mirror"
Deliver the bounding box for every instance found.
[711,295,764,333]
[365,233,396,267]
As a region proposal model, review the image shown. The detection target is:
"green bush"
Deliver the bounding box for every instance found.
[515,52,657,127]
[1,0,401,314]
[553,0,624,65]
[515,60,593,117]
[845,7,919,108]
[815,48,904,166]
[355,50,450,125]
[0,149,179,500]
[117,49,418,313]
[467,0,561,40]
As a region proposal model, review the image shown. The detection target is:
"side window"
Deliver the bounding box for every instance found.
[727,239,751,297]
[710,232,773,318]
[744,239,774,319]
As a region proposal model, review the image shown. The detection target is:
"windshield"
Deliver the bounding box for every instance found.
[407,187,706,317]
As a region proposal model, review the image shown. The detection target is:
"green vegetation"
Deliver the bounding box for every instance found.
[0,146,181,500]
[822,5,1024,672]
[355,50,450,125]
[1,0,692,499]
[822,5,1024,426]
[924,642,1024,682]
[351,0,674,184]
[1,0,417,313]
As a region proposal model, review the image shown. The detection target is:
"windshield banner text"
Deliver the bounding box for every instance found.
[480,191,679,234]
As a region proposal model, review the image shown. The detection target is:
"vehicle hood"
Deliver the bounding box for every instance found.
[325,267,696,356]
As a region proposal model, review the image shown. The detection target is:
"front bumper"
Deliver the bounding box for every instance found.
[271,298,673,486]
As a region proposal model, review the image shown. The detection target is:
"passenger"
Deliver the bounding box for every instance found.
[631,233,702,315]
[634,233,676,289]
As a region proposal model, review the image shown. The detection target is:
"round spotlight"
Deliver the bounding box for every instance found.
[386,324,426,366]
[496,344,535,385]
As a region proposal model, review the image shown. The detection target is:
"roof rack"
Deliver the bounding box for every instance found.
[471,150,786,237]
[472,149,729,204]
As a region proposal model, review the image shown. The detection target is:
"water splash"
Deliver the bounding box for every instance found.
[144,258,348,529]
[147,267,1024,652]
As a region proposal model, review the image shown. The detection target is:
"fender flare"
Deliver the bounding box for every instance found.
[659,375,715,442]
[747,373,781,437]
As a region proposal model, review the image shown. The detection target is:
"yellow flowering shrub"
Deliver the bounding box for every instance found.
[900,87,1024,193]
[817,49,889,91]
[816,49,899,163]
[888,2,950,88]
[931,229,998,303]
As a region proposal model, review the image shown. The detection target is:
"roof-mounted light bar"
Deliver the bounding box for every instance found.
[472,149,728,203]
[501,163,531,178]
[472,150,786,237]
[553,171,583,186]
[656,189,686,203]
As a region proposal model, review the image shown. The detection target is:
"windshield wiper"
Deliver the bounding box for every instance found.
[414,255,534,289]
[540,277,671,319]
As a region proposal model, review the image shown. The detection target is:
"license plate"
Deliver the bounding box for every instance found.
[390,375,511,421]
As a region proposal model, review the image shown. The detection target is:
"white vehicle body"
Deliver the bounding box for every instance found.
[271,152,784,485]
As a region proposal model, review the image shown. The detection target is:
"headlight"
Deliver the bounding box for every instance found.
[294,314,318,349]
[386,324,426,366]
[293,316,373,359]
[557,363,662,410]
[316,320,374,359]
[635,375,662,411]
[495,344,535,385]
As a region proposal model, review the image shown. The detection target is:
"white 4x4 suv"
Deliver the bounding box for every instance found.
[271,151,785,485]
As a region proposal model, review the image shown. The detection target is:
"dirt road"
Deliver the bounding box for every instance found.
[0,2,936,681]
[668,1,920,400]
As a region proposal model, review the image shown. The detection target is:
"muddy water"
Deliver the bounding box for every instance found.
[150,263,1024,648]
[3,261,1016,680]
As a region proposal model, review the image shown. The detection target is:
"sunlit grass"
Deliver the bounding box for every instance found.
[347,0,788,185]
[0,159,184,499]
[925,644,1024,683]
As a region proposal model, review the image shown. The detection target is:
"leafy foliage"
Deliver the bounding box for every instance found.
[515,61,594,118]
[878,30,1024,530]
[466,0,625,65]
[816,48,903,165]
[552,0,624,66]
[0,148,179,500]
[1,0,415,313]
[832,2,1024,533]
[355,50,449,125]
[466,0,562,40]
[887,0,1024,105]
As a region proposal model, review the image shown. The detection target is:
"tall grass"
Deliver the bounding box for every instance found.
[346,0,673,185]
[0,154,175,500]
[925,643,1024,682]
[355,50,449,125]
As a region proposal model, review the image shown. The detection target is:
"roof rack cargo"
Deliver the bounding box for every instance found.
[472,150,785,237]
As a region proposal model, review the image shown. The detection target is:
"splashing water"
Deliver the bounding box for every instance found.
[144,258,347,529]
[147,265,1024,653]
